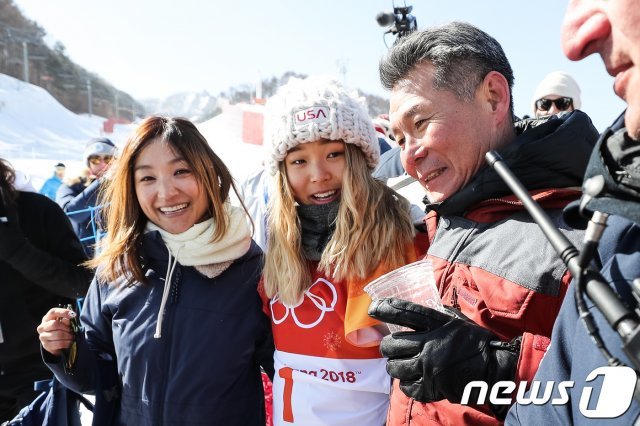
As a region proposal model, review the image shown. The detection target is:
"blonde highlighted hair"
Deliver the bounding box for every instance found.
[263,144,415,305]
[88,116,246,285]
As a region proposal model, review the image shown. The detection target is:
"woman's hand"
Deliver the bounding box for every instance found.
[37,307,77,356]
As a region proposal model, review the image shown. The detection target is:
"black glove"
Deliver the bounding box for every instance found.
[0,193,26,260]
[368,298,521,418]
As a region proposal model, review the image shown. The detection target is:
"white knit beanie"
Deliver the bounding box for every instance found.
[264,75,380,175]
[532,71,582,115]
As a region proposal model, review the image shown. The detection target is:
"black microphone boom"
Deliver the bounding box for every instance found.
[375,3,418,39]
[376,12,396,27]
[485,150,640,373]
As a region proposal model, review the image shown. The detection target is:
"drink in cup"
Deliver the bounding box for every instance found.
[364,259,444,333]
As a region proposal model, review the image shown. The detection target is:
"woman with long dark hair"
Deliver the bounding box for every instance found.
[37,116,274,425]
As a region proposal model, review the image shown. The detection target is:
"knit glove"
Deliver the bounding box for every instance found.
[368,298,521,418]
[0,194,26,260]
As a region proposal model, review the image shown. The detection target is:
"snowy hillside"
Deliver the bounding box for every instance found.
[141,91,220,123]
[0,73,265,191]
[0,73,132,160]
[198,102,266,183]
[0,73,134,188]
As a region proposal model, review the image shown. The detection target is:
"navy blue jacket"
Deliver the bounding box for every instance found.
[46,232,274,425]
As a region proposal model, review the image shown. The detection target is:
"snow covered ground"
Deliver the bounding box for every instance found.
[1,73,265,193]
[0,73,133,188]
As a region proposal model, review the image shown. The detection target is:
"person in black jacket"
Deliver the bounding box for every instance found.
[0,158,92,422]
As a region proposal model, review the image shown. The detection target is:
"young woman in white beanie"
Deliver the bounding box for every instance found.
[261,75,426,425]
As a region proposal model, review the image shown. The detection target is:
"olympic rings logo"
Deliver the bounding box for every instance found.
[270,278,338,329]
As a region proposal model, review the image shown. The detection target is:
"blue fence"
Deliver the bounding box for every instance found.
[65,204,106,250]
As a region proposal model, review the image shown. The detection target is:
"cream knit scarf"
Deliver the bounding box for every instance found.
[145,203,252,278]
[146,204,252,339]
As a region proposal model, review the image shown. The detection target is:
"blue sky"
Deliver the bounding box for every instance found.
[13,0,625,131]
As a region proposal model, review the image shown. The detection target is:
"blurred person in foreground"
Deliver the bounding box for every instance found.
[507,0,640,423]
[0,158,91,422]
[38,116,274,425]
[38,162,66,201]
[56,137,116,257]
[532,71,582,118]
[366,21,599,424]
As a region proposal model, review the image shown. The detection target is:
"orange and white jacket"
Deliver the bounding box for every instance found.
[260,237,426,425]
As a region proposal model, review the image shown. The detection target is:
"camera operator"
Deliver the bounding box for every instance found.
[507,0,640,423]
[376,5,418,40]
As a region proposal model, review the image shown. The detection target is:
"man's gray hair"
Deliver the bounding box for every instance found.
[379,22,514,114]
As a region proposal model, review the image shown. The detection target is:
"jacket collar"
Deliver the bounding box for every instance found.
[567,111,640,224]
[426,110,599,216]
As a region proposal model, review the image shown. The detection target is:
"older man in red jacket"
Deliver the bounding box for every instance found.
[368,21,599,425]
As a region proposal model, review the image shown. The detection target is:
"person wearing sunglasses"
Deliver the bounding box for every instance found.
[531,71,582,118]
[508,0,640,424]
[56,137,117,257]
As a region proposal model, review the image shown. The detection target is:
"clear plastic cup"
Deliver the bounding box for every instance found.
[364,259,444,333]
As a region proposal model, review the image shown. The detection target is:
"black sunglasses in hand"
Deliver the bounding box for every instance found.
[535,97,573,112]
